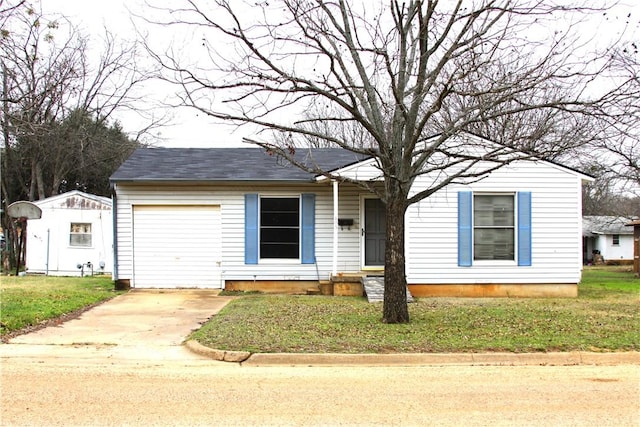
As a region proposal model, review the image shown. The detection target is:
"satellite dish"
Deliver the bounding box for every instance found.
[7,201,42,219]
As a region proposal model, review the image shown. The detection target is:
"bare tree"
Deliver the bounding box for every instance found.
[571,34,640,212]
[0,4,159,198]
[596,40,640,194]
[148,0,627,323]
[0,3,154,272]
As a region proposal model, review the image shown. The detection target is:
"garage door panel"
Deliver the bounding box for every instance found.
[133,205,221,288]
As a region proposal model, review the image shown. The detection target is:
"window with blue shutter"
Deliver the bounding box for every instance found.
[245,193,315,263]
[458,191,532,266]
[458,192,473,267]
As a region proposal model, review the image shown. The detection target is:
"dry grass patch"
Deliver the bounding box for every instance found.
[191,267,639,353]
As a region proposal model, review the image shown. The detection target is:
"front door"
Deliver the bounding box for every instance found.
[364,198,385,267]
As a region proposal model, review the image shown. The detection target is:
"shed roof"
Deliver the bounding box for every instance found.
[33,190,111,207]
[110,147,368,183]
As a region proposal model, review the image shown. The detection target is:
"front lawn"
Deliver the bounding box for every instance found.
[0,275,120,339]
[191,266,639,353]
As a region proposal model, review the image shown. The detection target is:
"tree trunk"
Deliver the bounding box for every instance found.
[383,193,410,323]
[33,160,46,200]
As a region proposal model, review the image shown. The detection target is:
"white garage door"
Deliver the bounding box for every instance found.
[133,205,221,288]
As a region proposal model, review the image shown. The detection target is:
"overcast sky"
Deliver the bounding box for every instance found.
[39,0,244,148]
[39,0,640,148]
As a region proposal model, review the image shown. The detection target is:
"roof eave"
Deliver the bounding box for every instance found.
[111,178,320,185]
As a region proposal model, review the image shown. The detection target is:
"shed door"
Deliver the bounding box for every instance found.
[133,205,221,288]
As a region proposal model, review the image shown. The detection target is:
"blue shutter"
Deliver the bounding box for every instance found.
[517,191,532,266]
[458,191,473,267]
[301,193,316,264]
[244,194,259,264]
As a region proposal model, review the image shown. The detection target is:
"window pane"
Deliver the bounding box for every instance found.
[260,197,300,259]
[261,198,299,212]
[261,228,299,244]
[474,195,514,226]
[260,243,299,259]
[261,212,299,227]
[474,228,514,260]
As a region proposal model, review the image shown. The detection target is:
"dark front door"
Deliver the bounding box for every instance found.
[364,198,385,266]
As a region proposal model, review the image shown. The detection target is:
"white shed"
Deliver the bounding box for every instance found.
[26,190,113,276]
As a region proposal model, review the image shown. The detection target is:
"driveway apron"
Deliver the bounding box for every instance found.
[4,290,233,362]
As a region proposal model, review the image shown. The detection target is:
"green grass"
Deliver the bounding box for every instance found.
[191,266,639,353]
[577,265,639,297]
[0,275,120,336]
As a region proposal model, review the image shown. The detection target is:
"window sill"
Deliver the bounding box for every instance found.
[259,258,302,264]
[472,260,519,267]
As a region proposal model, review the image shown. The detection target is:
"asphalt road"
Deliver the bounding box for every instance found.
[1,354,639,426]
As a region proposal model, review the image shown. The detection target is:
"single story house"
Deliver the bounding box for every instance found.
[26,190,113,276]
[582,216,636,264]
[110,134,592,297]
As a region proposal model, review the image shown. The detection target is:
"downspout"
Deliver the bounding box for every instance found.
[332,180,338,276]
[111,185,118,281]
[45,228,50,275]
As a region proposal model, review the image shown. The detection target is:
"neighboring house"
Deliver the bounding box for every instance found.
[26,190,113,276]
[110,134,592,297]
[626,219,640,276]
[582,216,636,264]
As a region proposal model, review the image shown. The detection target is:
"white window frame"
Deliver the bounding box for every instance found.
[259,195,301,262]
[473,193,516,264]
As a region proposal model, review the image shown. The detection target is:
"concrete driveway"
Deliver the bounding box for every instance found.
[4,290,233,362]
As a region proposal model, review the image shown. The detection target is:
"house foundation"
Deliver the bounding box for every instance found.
[225,280,320,294]
[408,283,578,298]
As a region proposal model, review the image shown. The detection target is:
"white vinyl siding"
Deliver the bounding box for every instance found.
[406,160,585,284]
[114,183,363,285]
[114,155,587,287]
[591,234,634,261]
[132,205,221,288]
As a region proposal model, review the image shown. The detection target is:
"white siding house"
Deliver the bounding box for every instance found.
[583,216,636,263]
[26,190,113,276]
[111,136,592,296]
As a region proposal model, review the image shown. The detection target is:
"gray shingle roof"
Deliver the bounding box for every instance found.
[110,147,369,183]
[583,215,636,236]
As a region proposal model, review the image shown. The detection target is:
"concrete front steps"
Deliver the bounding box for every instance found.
[322,273,413,303]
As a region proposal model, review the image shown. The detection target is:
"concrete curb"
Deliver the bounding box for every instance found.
[183,342,640,367]
[184,340,251,362]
